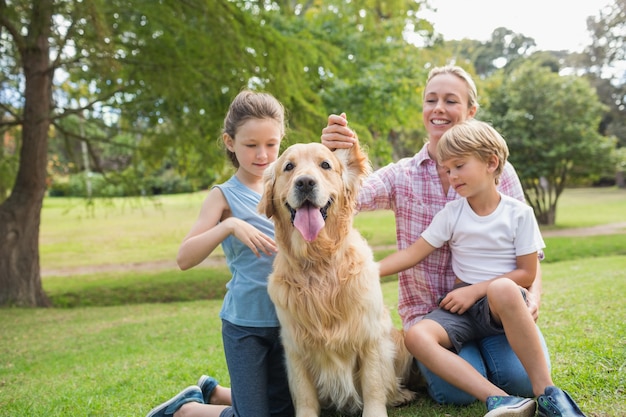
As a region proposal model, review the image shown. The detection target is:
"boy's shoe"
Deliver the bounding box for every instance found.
[537,386,587,416]
[197,375,219,404]
[485,395,536,417]
[146,385,203,417]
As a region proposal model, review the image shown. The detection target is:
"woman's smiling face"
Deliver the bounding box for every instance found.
[422,73,477,144]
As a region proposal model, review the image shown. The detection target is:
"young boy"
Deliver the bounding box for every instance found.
[379,120,587,417]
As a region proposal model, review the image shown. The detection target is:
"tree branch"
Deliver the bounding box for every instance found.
[0,0,27,53]
[52,86,126,121]
[0,103,22,125]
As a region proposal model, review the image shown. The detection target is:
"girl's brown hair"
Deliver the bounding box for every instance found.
[222,90,286,168]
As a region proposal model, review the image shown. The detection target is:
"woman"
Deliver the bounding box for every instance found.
[320,65,550,406]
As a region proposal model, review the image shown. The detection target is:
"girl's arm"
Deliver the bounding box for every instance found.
[177,188,231,270]
[379,237,436,277]
[176,188,278,271]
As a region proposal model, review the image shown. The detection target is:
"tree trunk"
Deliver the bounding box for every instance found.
[0,1,53,307]
[616,171,625,189]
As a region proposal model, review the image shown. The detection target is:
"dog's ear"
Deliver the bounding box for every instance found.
[259,160,277,219]
[335,138,372,193]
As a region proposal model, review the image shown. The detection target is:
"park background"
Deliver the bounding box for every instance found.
[1,1,625,416]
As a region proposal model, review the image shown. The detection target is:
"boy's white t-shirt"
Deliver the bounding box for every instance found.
[421,193,545,285]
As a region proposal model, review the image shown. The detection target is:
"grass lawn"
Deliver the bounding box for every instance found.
[38,187,626,271]
[1,257,624,416]
[1,187,624,416]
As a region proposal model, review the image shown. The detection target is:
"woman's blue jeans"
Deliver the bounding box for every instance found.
[418,326,551,405]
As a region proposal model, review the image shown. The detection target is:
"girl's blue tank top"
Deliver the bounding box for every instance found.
[214,176,279,327]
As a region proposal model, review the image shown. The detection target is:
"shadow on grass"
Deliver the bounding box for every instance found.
[45,268,231,308]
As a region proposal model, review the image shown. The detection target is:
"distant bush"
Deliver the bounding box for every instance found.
[48,169,195,197]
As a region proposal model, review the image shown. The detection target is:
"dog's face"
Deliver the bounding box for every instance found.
[260,142,369,244]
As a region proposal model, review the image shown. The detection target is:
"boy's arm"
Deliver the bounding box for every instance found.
[379,237,436,277]
[500,252,537,288]
[440,252,538,315]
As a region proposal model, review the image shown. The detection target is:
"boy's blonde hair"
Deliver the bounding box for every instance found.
[437,120,509,184]
[426,65,479,113]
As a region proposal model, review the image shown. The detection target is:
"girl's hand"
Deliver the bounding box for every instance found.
[228,217,277,257]
[439,285,483,315]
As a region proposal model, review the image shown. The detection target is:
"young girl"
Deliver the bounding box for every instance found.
[146,90,293,417]
[378,120,586,417]
[321,65,550,406]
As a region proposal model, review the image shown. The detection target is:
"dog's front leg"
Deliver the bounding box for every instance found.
[359,346,392,417]
[285,351,320,417]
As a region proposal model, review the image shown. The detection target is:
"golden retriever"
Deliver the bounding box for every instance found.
[259,142,416,417]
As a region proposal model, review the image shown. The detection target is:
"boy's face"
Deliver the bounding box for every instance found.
[441,154,496,198]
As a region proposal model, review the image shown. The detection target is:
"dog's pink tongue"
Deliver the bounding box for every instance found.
[293,205,324,242]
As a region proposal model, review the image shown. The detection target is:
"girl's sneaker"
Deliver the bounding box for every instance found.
[197,375,219,404]
[485,395,536,417]
[537,386,587,416]
[145,386,204,417]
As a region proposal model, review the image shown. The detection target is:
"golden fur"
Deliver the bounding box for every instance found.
[259,142,416,417]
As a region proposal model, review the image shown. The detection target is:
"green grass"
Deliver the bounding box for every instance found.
[39,187,626,271]
[40,193,210,269]
[43,268,232,308]
[543,187,626,229]
[39,233,626,308]
[1,257,624,416]
[2,187,624,416]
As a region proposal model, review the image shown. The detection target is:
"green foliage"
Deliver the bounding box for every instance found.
[47,168,195,197]
[482,61,612,224]
[585,0,625,70]
[447,27,537,77]
[568,0,626,178]
[0,133,18,203]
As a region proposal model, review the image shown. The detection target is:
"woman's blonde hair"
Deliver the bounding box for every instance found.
[425,65,479,113]
[437,120,508,184]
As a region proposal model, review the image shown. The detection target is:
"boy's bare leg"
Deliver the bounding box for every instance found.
[488,278,553,396]
[209,386,232,406]
[175,402,229,417]
[405,319,507,402]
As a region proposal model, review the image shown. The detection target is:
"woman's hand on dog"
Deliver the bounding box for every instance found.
[321,113,357,150]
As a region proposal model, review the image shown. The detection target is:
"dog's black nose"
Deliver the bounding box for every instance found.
[295,175,316,194]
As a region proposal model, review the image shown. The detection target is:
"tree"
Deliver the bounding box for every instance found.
[583,0,626,185]
[297,0,439,165]
[482,62,612,225]
[585,0,625,72]
[0,0,441,306]
[0,0,54,306]
[0,0,332,306]
[446,27,537,78]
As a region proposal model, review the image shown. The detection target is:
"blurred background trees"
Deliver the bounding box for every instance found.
[1,0,624,305]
